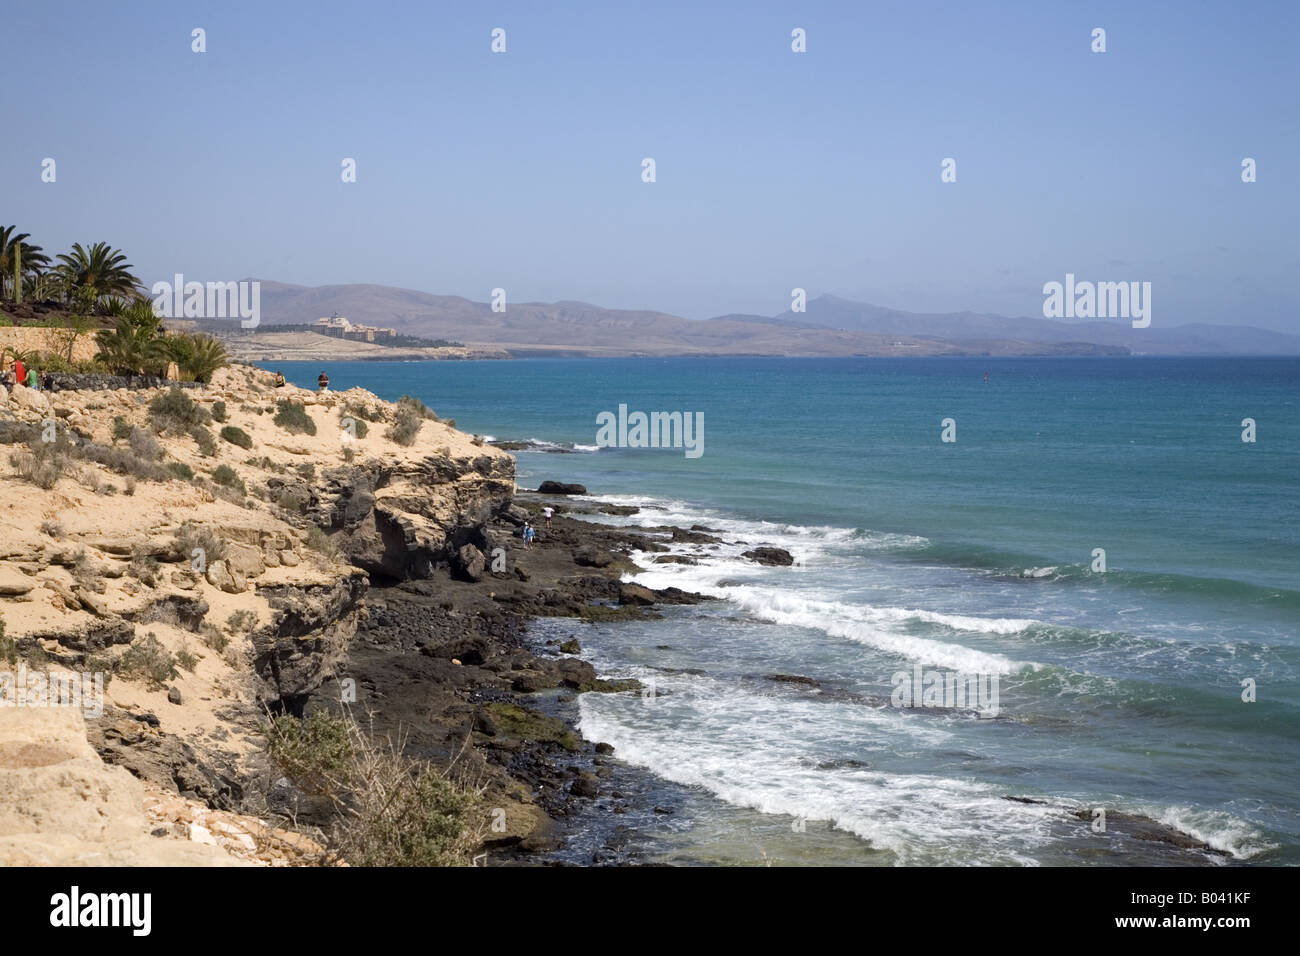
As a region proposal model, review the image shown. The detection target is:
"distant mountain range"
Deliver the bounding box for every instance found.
[237,280,1300,357]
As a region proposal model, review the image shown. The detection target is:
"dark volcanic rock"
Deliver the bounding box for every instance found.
[573,546,614,568]
[618,583,657,606]
[742,547,795,566]
[768,674,820,687]
[537,481,587,496]
[453,543,487,582]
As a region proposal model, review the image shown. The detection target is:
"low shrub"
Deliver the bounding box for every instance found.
[128,427,163,461]
[173,522,225,563]
[149,388,208,434]
[189,425,218,457]
[273,400,317,436]
[211,464,245,495]
[384,405,423,446]
[117,635,178,687]
[220,425,253,449]
[263,709,484,867]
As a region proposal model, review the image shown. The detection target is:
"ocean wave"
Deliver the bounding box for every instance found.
[577,685,1054,865]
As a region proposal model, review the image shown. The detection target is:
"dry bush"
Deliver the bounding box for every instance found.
[264,708,485,867]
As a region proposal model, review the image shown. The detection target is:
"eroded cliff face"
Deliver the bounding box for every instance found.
[0,365,516,857]
[314,453,514,580]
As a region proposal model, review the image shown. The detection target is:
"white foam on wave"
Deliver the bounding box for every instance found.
[576,493,925,558]
[628,553,1035,674]
[1154,806,1276,860]
[577,672,1054,865]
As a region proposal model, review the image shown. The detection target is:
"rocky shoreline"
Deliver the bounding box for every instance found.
[0,366,1240,866]
[303,488,716,863]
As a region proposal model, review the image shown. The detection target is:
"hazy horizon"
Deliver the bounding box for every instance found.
[5,0,1297,331]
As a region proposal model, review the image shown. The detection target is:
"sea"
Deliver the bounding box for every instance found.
[269,356,1299,866]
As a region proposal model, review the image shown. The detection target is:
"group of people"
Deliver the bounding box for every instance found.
[520,507,554,548]
[0,357,51,393]
[265,371,325,390]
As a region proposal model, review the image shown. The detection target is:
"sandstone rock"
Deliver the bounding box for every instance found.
[167,687,182,705]
[0,708,244,866]
[9,385,50,414]
[279,550,301,567]
[204,560,247,594]
[225,541,266,579]
[0,566,35,595]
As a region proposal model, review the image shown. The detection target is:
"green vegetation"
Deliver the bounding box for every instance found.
[118,635,178,687]
[0,616,15,666]
[148,388,207,434]
[273,399,317,436]
[263,709,484,867]
[167,461,195,481]
[397,394,437,420]
[385,402,424,446]
[211,400,227,422]
[175,642,199,672]
[226,609,257,634]
[173,522,225,563]
[305,525,339,557]
[127,427,163,461]
[189,425,218,457]
[483,701,582,751]
[1,225,229,381]
[210,464,245,495]
[220,425,253,449]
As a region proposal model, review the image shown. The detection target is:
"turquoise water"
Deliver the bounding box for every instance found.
[273,357,1299,865]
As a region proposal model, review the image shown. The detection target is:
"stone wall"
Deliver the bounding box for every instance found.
[44,373,201,392]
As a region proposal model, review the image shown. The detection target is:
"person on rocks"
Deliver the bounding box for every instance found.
[522,521,534,549]
[543,505,554,529]
[12,357,26,389]
[24,364,38,390]
[42,371,54,392]
[317,370,330,391]
[274,371,286,388]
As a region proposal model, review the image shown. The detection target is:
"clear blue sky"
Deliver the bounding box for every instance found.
[4,0,1297,329]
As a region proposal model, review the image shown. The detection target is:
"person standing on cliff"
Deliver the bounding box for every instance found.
[317,371,330,391]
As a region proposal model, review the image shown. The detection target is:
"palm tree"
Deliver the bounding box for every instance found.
[121,297,163,338]
[0,226,51,300]
[160,332,229,383]
[54,242,140,304]
[94,316,166,376]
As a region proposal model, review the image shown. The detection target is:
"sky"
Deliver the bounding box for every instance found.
[3,0,1298,330]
